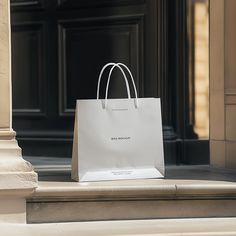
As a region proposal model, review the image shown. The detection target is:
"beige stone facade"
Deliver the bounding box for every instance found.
[0,0,37,224]
[210,0,236,168]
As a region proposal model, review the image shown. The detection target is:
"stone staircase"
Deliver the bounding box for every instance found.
[24,165,236,235]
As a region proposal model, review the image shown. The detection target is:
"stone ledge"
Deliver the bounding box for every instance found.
[27,166,236,223]
[27,179,236,223]
[27,198,236,223]
[1,218,236,235]
[29,179,236,201]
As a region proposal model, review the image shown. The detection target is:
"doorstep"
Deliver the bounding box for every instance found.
[1,218,236,236]
[27,165,236,223]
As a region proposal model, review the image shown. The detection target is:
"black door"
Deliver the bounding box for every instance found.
[11,0,209,167]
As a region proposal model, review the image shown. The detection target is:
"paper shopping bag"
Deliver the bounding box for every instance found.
[71,62,165,181]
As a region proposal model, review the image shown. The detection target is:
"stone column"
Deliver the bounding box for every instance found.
[0,0,37,223]
[210,0,236,168]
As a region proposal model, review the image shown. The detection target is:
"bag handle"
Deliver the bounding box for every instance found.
[96,62,131,100]
[105,63,139,108]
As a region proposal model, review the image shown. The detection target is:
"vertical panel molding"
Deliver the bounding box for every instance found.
[12,22,46,117]
[209,0,225,141]
[209,0,225,167]
[58,15,144,116]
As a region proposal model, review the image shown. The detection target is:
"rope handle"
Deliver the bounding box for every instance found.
[96,63,131,100]
[96,62,139,108]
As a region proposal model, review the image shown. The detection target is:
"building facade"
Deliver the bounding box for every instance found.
[1,0,236,235]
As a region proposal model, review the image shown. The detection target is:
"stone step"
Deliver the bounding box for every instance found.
[27,177,236,223]
[2,218,236,235]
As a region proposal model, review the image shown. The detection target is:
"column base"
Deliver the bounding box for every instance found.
[0,130,37,196]
[0,198,26,223]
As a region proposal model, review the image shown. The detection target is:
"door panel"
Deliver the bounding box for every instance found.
[12,23,46,116]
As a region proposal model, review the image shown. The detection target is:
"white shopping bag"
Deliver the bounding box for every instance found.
[71,62,165,182]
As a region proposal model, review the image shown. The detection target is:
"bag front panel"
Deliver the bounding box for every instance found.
[77,98,164,179]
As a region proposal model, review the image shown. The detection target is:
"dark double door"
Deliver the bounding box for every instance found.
[11,0,209,165]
